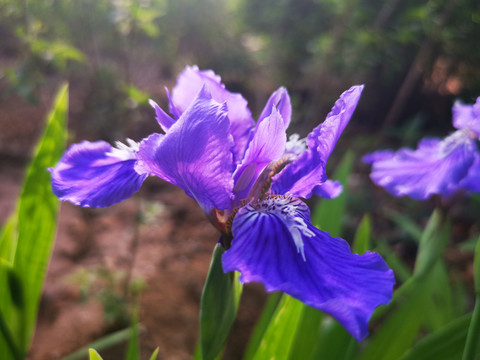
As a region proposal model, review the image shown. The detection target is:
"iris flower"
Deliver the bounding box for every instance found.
[364,97,480,200]
[50,66,394,341]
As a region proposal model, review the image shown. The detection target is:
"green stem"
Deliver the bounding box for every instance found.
[0,311,23,360]
[462,296,480,360]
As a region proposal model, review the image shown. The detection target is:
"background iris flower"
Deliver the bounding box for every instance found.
[364,97,480,200]
[50,66,394,341]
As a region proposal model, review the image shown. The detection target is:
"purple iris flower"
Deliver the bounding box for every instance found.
[50,65,394,341]
[364,97,480,200]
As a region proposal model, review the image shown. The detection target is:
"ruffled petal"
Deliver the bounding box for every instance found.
[135,87,235,213]
[258,87,292,129]
[232,107,287,202]
[452,97,480,138]
[171,65,255,162]
[50,140,147,208]
[365,132,477,200]
[459,151,480,193]
[271,85,364,198]
[222,196,394,341]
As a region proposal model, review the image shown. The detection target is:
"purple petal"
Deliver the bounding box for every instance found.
[135,87,235,213]
[149,99,175,132]
[50,141,147,208]
[366,132,477,200]
[459,151,480,193]
[312,179,343,199]
[171,65,255,162]
[272,85,364,198]
[362,150,395,164]
[258,87,292,129]
[233,107,287,202]
[222,196,394,341]
[452,97,480,138]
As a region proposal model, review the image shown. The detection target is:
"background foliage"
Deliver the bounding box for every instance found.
[0,0,480,359]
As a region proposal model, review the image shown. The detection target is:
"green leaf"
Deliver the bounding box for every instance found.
[474,236,480,294]
[423,261,453,331]
[287,306,324,360]
[123,84,150,106]
[353,214,371,254]
[311,151,354,236]
[310,318,356,360]
[149,348,159,360]
[399,314,473,360]
[89,349,104,360]
[251,295,304,360]
[414,209,451,277]
[200,244,243,360]
[359,281,429,360]
[376,242,412,283]
[0,215,18,264]
[243,292,281,360]
[462,236,480,360]
[125,310,140,360]
[63,327,136,360]
[13,83,68,349]
[385,210,422,243]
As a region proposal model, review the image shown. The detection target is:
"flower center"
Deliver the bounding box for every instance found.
[251,195,314,261]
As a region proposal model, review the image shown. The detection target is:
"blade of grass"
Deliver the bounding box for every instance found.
[149,348,159,360]
[63,327,138,360]
[89,349,103,360]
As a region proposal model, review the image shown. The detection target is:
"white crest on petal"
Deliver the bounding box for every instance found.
[440,129,476,158]
[285,134,307,156]
[107,138,139,160]
[254,195,314,261]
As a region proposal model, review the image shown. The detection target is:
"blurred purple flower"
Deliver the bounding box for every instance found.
[364,97,480,200]
[50,65,394,341]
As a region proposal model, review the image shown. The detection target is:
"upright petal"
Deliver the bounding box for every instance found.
[222,196,394,341]
[258,87,292,129]
[149,99,175,133]
[171,65,255,162]
[365,133,477,200]
[135,87,235,213]
[452,97,480,138]
[271,85,364,198]
[50,140,147,208]
[232,107,287,202]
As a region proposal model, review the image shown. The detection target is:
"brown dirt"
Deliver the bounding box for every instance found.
[0,83,266,360]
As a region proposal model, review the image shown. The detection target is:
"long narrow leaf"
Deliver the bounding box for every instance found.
[13,83,68,349]
[251,295,303,360]
[400,314,472,360]
[462,236,480,360]
[243,292,281,360]
[200,243,242,360]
